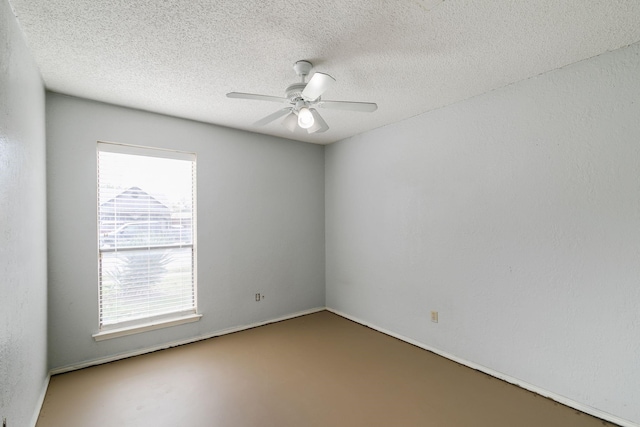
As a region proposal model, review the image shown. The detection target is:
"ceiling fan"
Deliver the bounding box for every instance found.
[226,60,378,134]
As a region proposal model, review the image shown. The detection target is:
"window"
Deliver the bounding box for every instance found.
[95,142,198,339]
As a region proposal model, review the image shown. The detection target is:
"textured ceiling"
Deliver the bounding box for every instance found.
[8,0,640,144]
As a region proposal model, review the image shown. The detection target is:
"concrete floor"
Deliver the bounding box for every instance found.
[36,311,616,426]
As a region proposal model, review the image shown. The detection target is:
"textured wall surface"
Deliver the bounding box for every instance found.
[46,94,325,370]
[0,1,48,426]
[325,42,640,424]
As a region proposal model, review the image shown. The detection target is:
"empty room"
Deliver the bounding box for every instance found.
[1,0,639,426]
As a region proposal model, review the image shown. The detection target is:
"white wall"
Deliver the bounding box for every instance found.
[0,1,48,426]
[46,94,325,370]
[326,42,640,424]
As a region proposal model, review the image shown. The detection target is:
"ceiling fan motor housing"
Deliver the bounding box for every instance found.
[285,83,308,103]
[288,61,315,103]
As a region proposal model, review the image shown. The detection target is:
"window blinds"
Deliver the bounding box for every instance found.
[97,142,196,328]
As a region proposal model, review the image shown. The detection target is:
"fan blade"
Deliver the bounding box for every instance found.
[254,108,292,126]
[301,72,335,101]
[227,92,288,103]
[319,100,378,112]
[281,112,298,132]
[307,109,329,134]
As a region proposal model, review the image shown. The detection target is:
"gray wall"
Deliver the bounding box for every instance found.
[325,42,640,424]
[46,94,325,370]
[0,1,48,426]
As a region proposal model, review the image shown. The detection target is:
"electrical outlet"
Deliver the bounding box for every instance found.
[430,311,438,323]
[255,293,261,302]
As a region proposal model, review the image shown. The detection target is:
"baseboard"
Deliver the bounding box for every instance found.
[326,308,637,427]
[30,373,50,427]
[49,307,325,376]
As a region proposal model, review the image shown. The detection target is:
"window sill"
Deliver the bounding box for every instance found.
[93,313,202,342]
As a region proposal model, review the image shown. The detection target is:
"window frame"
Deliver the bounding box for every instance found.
[93,141,200,341]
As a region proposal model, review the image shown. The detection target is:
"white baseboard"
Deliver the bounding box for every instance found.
[326,307,637,427]
[30,373,50,427]
[49,307,325,376]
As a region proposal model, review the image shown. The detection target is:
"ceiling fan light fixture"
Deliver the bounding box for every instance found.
[297,106,314,129]
[281,112,298,132]
[307,109,329,134]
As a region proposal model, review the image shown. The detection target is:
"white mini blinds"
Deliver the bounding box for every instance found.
[97,142,197,329]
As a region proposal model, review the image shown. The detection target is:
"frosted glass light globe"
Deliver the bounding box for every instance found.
[297,107,314,129]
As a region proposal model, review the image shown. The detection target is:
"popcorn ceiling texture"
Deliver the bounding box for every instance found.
[7,0,640,144]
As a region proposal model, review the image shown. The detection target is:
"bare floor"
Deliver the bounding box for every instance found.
[37,311,615,427]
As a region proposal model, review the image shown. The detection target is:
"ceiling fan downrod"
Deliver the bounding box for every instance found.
[293,60,313,83]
